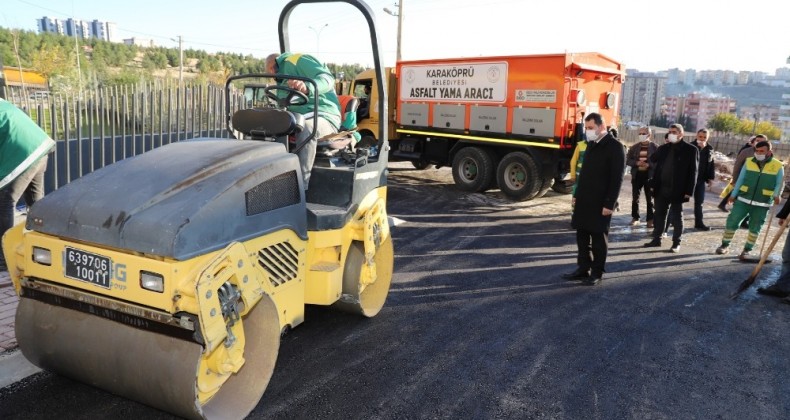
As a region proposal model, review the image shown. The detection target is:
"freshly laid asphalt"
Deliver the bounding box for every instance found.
[1,162,788,419]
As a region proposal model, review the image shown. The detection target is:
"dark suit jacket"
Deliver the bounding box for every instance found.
[650,140,699,202]
[693,141,715,183]
[572,133,626,233]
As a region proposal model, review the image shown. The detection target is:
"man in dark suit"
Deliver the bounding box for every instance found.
[692,128,715,230]
[562,113,626,285]
[644,123,699,252]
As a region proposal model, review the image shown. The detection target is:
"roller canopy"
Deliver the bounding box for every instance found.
[27,138,307,260]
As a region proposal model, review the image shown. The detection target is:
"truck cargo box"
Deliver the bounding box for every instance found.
[396,53,624,149]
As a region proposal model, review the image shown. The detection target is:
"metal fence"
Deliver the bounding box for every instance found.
[5,82,246,193]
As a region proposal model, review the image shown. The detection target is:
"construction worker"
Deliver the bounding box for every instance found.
[265,52,341,189]
[0,98,56,272]
[718,135,762,213]
[569,136,587,198]
[715,140,784,260]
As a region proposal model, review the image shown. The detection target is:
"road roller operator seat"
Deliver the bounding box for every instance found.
[315,95,360,156]
[232,107,306,140]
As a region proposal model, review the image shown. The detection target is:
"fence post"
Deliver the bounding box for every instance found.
[63,99,71,184]
[50,98,59,189]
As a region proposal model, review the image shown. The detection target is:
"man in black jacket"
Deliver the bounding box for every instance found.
[692,128,716,230]
[644,123,699,252]
[563,113,626,285]
[758,198,790,300]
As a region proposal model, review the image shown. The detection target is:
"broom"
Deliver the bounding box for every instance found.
[730,214,787,299]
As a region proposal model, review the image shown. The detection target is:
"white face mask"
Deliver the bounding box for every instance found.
[667,134,680,143]
[754,153,767,161]
[585,129,599,142]
[638,134,649,142]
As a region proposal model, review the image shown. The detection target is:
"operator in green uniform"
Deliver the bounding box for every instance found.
[265,53,341,189]
[0,98,55,271]
[715,139,784,260]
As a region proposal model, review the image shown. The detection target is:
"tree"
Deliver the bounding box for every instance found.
[707,113,740,137]
[678,114,694,132]
[30,43,72,80]
[649,114,669,128]
[142,50,168,70]
[736,118,782,140]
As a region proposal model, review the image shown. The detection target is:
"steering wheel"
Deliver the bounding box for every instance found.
[263,85,309,108]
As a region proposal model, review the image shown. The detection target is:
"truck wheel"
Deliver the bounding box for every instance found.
[452,147,495,192]
[551,179,573,194]
[411,160,430,170]
[535,177,554,198]
[496,152,540,200]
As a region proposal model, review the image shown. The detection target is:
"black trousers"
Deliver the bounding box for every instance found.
[693,180,707,225]
[576,229,608,276]
[653,194,684,244]
[631,171,653,221]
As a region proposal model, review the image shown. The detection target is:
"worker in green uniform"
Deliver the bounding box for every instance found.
[1,98,55,271]
[265,53,342,189]
[715,140,784,260]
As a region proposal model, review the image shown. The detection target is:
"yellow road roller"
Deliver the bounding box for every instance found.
[1,1,393,418]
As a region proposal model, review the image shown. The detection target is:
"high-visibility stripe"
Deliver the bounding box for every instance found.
[396,129,561,149]
[737,196,771,208]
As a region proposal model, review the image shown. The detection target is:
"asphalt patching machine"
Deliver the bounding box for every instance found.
[1,1,393,418]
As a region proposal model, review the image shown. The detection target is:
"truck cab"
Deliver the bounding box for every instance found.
[350,67,397,144]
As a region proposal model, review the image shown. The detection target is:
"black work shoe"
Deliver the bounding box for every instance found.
[582,275,602,286]
[643,239,662,247]
[757,285,790,298]
[562,269,590,280]
[718,204,729,213]
[695,224,712,231]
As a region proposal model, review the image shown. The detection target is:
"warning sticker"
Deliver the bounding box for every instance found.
[515,89,557,103]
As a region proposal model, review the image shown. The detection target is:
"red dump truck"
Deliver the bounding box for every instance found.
[351,53,625,200]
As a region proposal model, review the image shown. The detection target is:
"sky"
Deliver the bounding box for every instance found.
[3,0,789,74]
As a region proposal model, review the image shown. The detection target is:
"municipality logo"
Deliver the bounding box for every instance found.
[487,66,500,83]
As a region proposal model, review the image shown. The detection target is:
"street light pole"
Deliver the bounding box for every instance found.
[383,2,403,62]
[308,24,329,56]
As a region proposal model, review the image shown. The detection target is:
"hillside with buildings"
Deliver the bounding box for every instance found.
[620,68,790,141]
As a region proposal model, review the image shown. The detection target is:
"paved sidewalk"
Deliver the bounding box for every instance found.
[0,271,18,352]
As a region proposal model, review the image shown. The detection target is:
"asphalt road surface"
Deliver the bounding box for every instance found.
[1,162,789,419]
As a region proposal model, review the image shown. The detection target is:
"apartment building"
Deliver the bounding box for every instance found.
[37,16,117,42]
[620,72,667,124]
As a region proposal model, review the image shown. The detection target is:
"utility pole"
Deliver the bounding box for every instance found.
[169,36,185,86]
[178,35,183,87]
[383,2,403,62]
